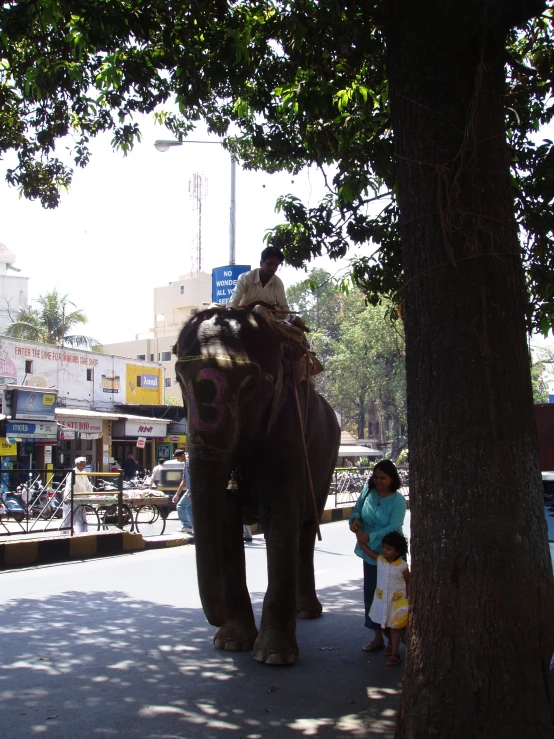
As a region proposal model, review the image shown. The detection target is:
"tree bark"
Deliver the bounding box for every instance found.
[383,2,554,737]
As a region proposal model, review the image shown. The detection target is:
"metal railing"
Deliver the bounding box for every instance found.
[0,468,125,538]
[331,466,410,508]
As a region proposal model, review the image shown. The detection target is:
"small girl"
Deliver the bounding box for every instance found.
[356,530,410,666]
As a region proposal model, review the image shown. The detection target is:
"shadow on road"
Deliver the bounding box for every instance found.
[0,580,401,738]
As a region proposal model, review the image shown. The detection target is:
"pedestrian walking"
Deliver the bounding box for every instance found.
[355,530,410,665]
[172,449,194,534]
[61,456,93,534]
[349,459,407,653]
[150,458,165,489]
[123,453,138,481]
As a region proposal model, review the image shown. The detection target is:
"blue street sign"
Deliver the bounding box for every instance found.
[212,265,251,305]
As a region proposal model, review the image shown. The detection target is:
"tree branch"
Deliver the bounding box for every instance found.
[487,0,548,29]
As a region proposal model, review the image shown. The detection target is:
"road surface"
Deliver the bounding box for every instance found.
[0,520,404,738]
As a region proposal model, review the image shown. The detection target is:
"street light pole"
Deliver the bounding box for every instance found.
[154,139,237,265]
[229,155,236,265]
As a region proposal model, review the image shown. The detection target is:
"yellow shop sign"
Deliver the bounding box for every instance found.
[0,438,17,455]
[164,435,187,444]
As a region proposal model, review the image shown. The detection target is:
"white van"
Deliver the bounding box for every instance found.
[155,459,185,509]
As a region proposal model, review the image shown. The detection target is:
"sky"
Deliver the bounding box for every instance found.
[0,117,350,345]
[1,114,552,356]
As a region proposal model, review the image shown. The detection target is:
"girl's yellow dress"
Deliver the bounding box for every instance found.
[368,555,409,629]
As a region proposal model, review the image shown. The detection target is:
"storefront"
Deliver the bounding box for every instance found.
[56,409,115,472]
[158,433,187,460]
[111,417,170,474]
[0,385,59,484]
[2,419,59,487]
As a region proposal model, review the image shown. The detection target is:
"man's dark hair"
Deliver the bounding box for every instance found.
[174,449,185,457]
[260,246,284,263]
[157,458,165,465]
[382,531,409,558]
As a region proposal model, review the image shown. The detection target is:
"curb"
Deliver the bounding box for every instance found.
[0,530,146,570]
[250,505,354,535]
[0,506,354,570]
[143,534,192,550]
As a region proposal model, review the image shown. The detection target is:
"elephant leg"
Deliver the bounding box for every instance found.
[213,492,258,652]
[296,519,322,619]
[253,509,300,666]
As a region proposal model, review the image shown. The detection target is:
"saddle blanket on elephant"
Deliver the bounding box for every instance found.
[275,320,324,384]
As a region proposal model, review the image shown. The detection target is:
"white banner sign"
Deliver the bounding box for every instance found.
[61,418,103,434]
[136,436,146,448]
[125,421,166,438]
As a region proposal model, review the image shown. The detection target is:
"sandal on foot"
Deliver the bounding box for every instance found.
[362,639,385,653]
[386,653,401,666]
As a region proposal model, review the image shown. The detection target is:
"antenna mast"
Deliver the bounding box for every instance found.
[189,172,208,272]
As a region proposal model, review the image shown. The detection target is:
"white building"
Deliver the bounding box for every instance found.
[0,242,29,333]
[0,335,176,471]
[104,271,212,402]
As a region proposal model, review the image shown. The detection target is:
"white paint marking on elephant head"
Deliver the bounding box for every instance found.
[197,315,231,361]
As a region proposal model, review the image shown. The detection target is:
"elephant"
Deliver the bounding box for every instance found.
[174,306,340,665]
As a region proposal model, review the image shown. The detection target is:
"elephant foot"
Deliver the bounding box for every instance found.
[296,596,323,619]
[214,621,258,652]
[252,631,299,666]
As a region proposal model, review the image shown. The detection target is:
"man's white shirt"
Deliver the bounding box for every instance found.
[65,468,94,495]
[227,268,289,312]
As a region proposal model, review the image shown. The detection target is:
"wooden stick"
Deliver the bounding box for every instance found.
[291,378,322,542]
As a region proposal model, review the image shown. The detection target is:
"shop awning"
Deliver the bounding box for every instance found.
[56,408,121,421]
[55,408,171,424]
[338,445,381,457]
[56,407,171,438]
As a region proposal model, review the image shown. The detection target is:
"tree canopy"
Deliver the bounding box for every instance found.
[4,288,98,347]
[1,1,553,330]
[287,269,406,454]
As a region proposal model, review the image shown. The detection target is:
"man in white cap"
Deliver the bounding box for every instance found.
[62,457,94,534]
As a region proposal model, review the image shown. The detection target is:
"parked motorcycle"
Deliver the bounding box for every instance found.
[16,477,60,520]
[1,490,26,523]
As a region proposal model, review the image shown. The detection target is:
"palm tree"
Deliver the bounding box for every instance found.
[5,289,100,348]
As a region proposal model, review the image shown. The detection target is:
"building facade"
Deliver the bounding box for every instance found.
[0,336,182,478]
[104,270,212,402]
[0,242,29,334]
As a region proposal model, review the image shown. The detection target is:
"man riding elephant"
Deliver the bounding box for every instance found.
[227,246,289,315]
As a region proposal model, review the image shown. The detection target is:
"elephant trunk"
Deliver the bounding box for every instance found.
[189,454,232,626]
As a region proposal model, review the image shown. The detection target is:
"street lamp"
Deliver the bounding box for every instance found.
[154,139,237,265]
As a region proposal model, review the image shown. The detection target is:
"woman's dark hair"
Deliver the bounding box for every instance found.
[382,531,409,558]
[367,459,402,491]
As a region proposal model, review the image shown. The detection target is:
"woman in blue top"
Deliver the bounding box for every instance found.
[349,459,407,652]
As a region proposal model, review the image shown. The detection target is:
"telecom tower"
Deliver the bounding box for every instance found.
[189,172,208,272]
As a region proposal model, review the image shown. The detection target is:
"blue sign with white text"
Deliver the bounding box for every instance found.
[212,265,251,305]
[6,420,58,439]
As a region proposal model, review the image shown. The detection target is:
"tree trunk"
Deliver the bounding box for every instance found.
[384,2,554,737]
[358,389,366,439]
